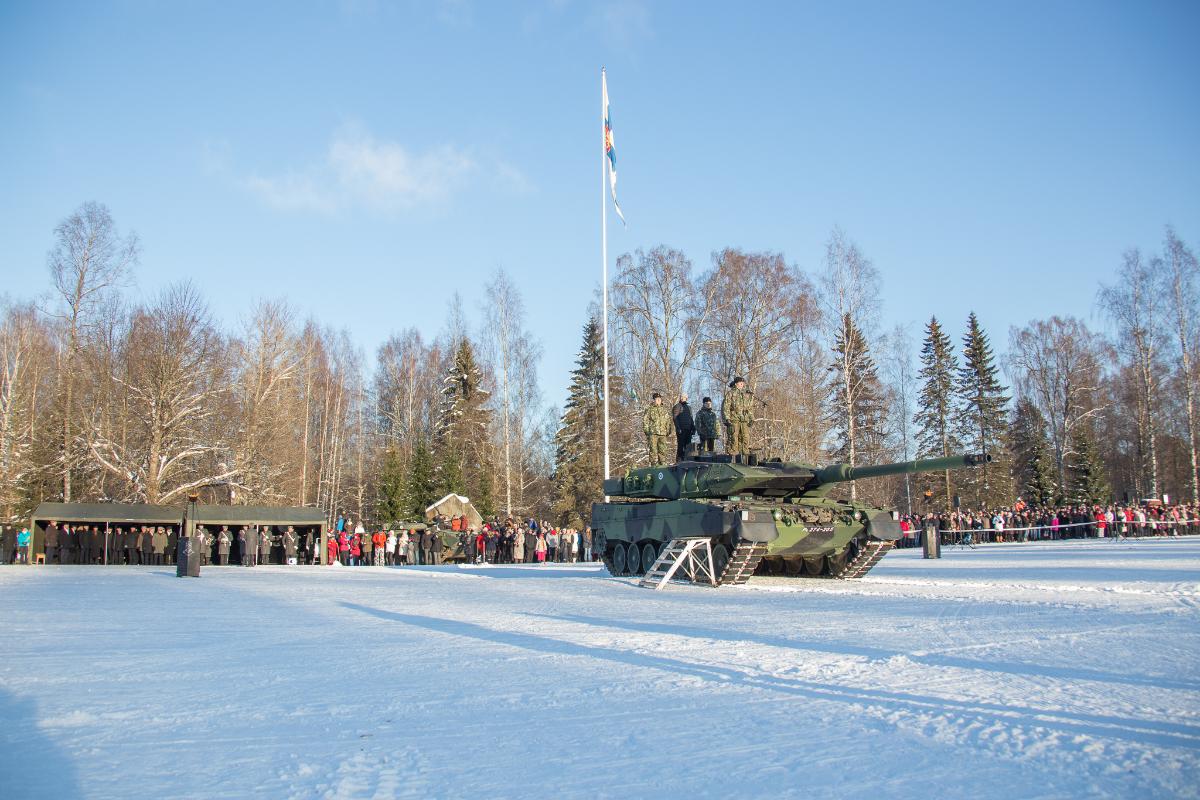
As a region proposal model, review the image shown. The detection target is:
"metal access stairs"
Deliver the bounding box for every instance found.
[720,542,768,585]
[639,538,717,590]
[836,540,893,579]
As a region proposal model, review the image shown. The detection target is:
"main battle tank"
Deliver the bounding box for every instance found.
[591,453,989,584]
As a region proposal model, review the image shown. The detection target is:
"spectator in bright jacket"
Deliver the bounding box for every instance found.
[326,534,338,565]
[338,532,350,566]
[17,527,31,563]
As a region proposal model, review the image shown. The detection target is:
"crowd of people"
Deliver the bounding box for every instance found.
[324,515,596,567]
[0,522,320,566]
[897,502,1200,546]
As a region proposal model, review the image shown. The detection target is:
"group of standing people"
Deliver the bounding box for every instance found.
[0,522,318,566]
[322,517,597,567]
[897,502,1200,546]
[643,376,756,465]
[0,523,179,566]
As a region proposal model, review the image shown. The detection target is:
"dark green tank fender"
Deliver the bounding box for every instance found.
[591,499,779,548]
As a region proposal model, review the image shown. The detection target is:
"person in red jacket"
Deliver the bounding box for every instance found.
[350,533,362,566]
[326,534,338,565]
[372,531,387,565]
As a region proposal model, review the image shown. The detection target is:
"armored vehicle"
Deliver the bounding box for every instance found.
[591,453,989,584]
[387,521,470,564]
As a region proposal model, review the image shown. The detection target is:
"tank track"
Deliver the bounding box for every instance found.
[830,539,893,579]
[716,541,767,585]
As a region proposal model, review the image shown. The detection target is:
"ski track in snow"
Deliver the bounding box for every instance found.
[1,537,1198,799]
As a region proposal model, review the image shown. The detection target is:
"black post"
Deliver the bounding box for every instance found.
[922,524,941,559]
[176,495,201,577]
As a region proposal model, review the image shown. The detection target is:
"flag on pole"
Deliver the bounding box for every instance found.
[602,70,625,224]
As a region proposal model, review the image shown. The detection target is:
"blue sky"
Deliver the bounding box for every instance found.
[2,1,1197,409]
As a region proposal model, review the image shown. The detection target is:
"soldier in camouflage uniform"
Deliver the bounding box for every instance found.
[721,376,755,457]
[642,392,672,465]
[695,396,720,454]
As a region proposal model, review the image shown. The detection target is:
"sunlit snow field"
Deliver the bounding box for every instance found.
[2,537,1198,799]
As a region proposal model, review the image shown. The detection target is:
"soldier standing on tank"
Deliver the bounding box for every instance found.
[722,376,755,457]
[696,397,720,453]
[642,392,672,465]
[672,393,696,462]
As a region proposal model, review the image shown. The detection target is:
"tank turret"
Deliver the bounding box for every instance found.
[591,453,990,583]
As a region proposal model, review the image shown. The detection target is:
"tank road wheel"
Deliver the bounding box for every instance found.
[640,542,657,574]
[712,543,730,580]
[827,550,849,576]
[611,544,627,576]
[803,556,827,577]
[784,557,805,576]
[627,542,645,576]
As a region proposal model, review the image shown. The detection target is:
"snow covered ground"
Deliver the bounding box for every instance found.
[2,537,1198,799]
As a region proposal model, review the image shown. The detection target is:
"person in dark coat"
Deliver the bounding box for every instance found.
[140,526,155,566]
[283,526,298,564]
[106,526,120,565]
[695,397,720,453]
[672,393,696,462]
[44,522,60,565]
[420,527,435,565]
[0,525,12,564]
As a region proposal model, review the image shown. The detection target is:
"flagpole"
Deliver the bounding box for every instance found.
[601,68,611,491]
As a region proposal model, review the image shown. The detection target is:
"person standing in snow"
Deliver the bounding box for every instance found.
[217,526,232,566]
[284,526,299,565]
[259,526,273,565]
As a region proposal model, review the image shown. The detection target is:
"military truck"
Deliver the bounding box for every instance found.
[591,453,989,584]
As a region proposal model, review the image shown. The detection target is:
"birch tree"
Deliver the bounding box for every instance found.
[1162,227,1199,503]
[1099,249,1165,498]
[46,202,138,501]
[1008,316,1107,493]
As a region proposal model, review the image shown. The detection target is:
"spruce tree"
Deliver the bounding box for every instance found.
[1067,427,1111,505]
[403,441,436,518]
[954,312,1011,507]
[376,447,406,526]
[913,316,960,510]
[1010,398,1058,506]
[552,316,625,525]
[828,313,887,499]
[433,339,493,514]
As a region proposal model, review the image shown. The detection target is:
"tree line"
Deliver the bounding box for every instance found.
[1,203,1196,527]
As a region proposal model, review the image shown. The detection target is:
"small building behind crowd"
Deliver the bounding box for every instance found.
[28,502,329,564]
[425,493,483,529]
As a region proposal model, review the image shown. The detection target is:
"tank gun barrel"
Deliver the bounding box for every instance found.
[815,453,991,484]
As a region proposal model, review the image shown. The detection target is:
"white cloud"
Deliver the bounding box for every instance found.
[242,125,503,214]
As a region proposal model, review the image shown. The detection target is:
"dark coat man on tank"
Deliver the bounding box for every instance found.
[696,397,720,453]
[672,394,696,462]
